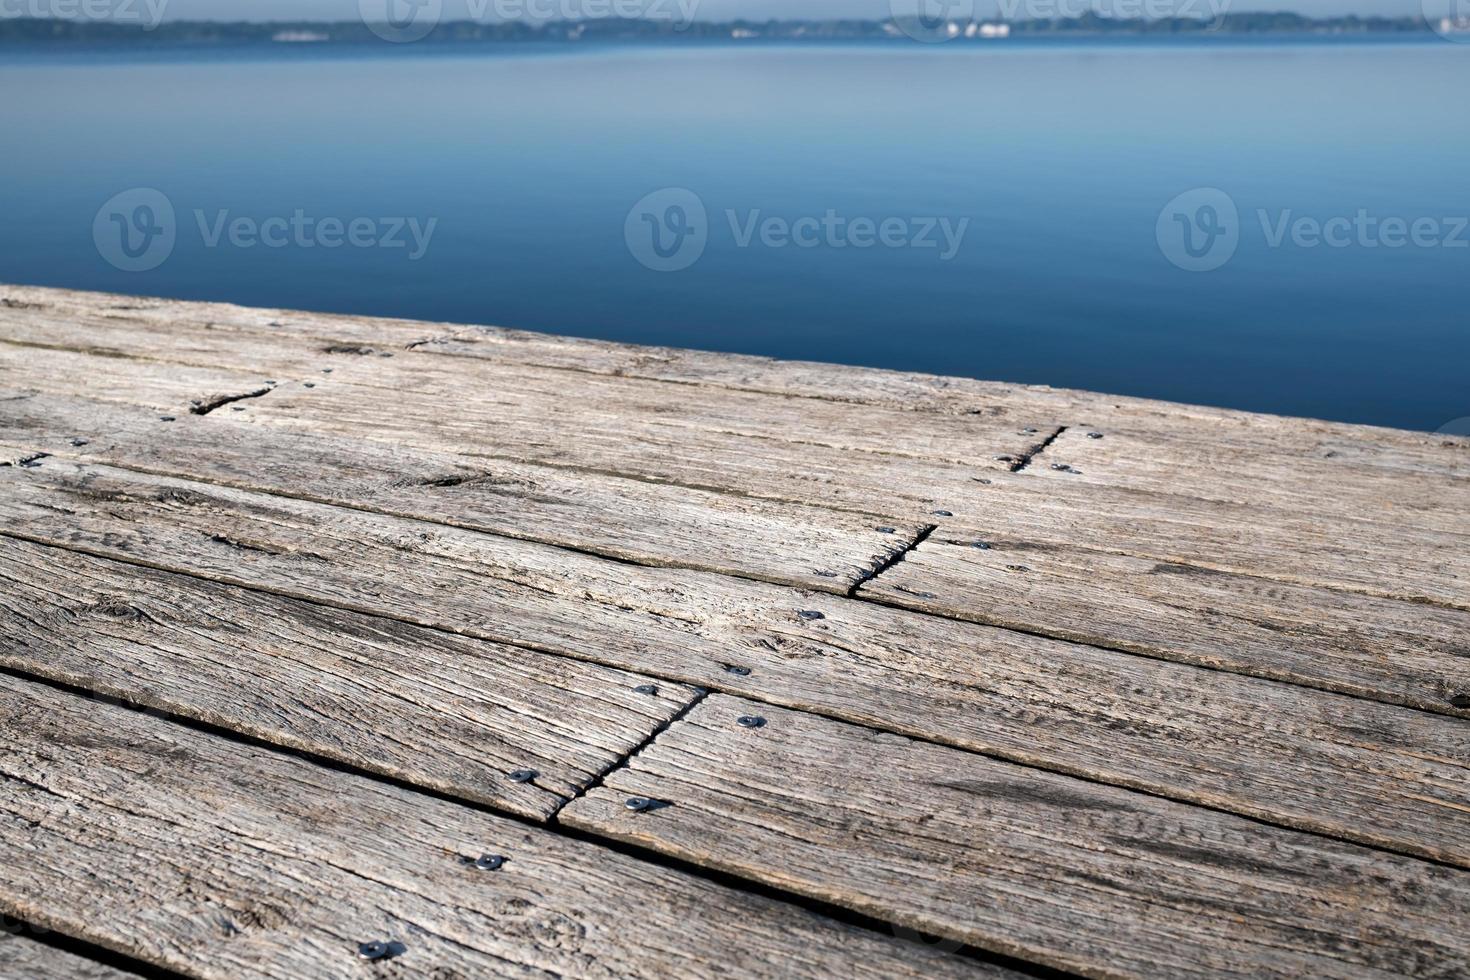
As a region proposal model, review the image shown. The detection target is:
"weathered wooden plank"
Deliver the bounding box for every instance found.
[0,676,994,980]
[0,343,283,418]
[0,934,140,980]
[6,319,1466,609]
[0,537,698,821]
[0,326,1054,473]
[857,528,1470,715]
[11,284,1462,473]
[233,364,1470,609]
[5,459,1470,867]
[1026,425,1470,534]
[0,391,919,593]
[562,694,1470,980]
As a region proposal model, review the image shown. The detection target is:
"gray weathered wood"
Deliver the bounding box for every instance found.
[4,459,1470,868]
[857,528,1470,715]
[1026,424,1470,534]
[10,284,1463,474]
[0,934,139,980]
[0,537,699,820]
[0,391,920,593]
[562,694,1470,980]
[0,332,1052,472]
[0,676,995,980]
[6,314,1466,609]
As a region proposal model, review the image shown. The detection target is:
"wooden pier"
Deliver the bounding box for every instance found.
[0,283,1466,979]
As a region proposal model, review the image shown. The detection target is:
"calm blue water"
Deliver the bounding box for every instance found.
[2,38,1467,430]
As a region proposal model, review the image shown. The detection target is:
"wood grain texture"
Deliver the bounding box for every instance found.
[0,537,698,820]
[0,391,920,593]
[10,283,1463,471]
[1026,425,1470,534]
[0,676,995,980]
[0,935,139,980]
[235,362,1470,609]
[0,313,1054,473]
[858,528,1470,716]
[6,301,1465,609]
[4,459,1469,866]
[562,694,1470,980]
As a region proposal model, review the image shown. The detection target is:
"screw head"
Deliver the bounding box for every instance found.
[797,610,825,621]
[737,715,766,729]
[473,853,506,871]
[1087,431,1104,439]
[876,526,896,534]
[70,438,89,447]
[624,796,656,812]
[506,768,537,784]
[972,541,991,550]
[1020,427,1038,434]
[723,664,751,676]
[159,415,176,422]
[358,941,390,961]
[931,510,953,517]
[993,455,1014,463]
[633,684,659,695]
[303,382,316,389]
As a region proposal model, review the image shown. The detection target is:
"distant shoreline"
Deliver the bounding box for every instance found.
[0,14,1448,48]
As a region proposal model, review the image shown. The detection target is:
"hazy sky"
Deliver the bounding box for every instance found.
[64,0,1429,20]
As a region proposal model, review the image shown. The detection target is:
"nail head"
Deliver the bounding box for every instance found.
[473,853,506,871]
[507,768,537,784]
[737,715,766,729]
[358,941,390,961]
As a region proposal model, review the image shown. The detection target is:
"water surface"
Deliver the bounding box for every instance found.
[2,38,1466,429]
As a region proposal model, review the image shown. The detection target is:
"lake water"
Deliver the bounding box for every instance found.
[2,38,1467,430]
